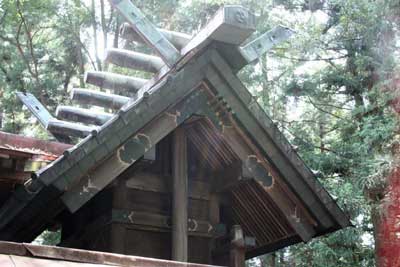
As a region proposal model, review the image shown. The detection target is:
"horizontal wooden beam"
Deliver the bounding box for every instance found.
[105,48,164,73]
[216,26,294,72]
[120,23,191,50]
[111,209,219,237]
[239,25,294,64]
[56,106,112,126]
[47,120,96,139]
[125,172,210,200]
[109,0,180,66]
[85,71,148,93]
[71,88,130,110]
[181,6,256,55]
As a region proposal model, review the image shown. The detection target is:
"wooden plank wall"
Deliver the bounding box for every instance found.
[59,133,234,265]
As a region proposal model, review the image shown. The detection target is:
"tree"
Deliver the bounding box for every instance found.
[0,0,92,135]
[252,0,399,266]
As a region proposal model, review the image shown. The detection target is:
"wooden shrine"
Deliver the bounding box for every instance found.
[0,1,349,267]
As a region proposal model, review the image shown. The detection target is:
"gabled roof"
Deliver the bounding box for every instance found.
[0,2,349,258]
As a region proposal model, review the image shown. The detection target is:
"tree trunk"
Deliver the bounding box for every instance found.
[371,166,400,267]
[76,35,86,88]
[91,0,102,71]
[100,0,109,71]
[269,253,276,267]
[113,16,120,49]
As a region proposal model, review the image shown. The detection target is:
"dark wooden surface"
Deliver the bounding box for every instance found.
[172,127,189,262]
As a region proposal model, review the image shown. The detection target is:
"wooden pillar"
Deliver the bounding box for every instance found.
[230,225,246,267]
[172,127,188,262]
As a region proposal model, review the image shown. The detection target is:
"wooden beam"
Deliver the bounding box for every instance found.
[109,0,180,66]
[209,193,220,225]
[71,89,129,110]
[105,48,164,73]
[111,209,216,237]
[56,106,112,126]
[239,25,294,65]
[172,127,188,262]
[16,92,72,143]
[16,92,53,128]
[85,71,148,93]
[181,6,256,55]
[216,25,294,72]
[47,120,96,139]
[120,23,191,50]
[125,172,210,200]
[230,225,246,267]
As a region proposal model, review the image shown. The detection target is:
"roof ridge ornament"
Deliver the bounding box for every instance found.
[240,25,295,65]
[109,0,180,67]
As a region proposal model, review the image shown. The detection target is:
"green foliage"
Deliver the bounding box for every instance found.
[248,0,398,266]
[32,230,61,246]
[0,0,93,135]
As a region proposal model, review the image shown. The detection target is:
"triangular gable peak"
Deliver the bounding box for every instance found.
[0,1,349,265]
